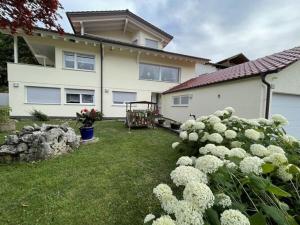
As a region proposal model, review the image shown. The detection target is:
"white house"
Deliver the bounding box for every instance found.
[162,46,300,137]
[3,10,214,118]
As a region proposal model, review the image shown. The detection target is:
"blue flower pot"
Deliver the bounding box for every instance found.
[80,127,94,141]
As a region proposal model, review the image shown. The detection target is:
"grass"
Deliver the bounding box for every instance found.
[0,120,181,225]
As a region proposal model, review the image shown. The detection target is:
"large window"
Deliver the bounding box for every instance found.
[65,89,95,104]
[63,52,95,71]
[112,91,136,105]
[145,39,159,49]
[26,86,61,104]
[139,63,180,83]
[173,95,189,106]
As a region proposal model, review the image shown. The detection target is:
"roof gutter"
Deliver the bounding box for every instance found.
[260,72,271,119]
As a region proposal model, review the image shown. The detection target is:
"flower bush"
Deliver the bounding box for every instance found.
[145,107,300,225]
[76,108,97,127]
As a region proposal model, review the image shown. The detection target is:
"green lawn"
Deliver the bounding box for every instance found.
[0,120,180,225]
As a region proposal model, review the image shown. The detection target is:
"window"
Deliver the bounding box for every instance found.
[145,39,159,49]
[139,63,180,83]
[112,91,136,105]
[65,89,95,104]
[173,95,189,106]
[26,86,61,104]
[63,52,95,71]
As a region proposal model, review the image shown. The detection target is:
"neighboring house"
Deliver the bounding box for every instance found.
[162,47,300,137]
[3,10,210,118]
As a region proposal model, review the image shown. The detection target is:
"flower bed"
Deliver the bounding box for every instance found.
[145,107,300,225]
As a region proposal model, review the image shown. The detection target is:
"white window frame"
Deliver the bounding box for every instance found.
[172,95,190,107]
[145,38,159,49]
[25,86,61,105]
[65,89,95,105]
[139,63,181,83]
[63,51,95,71]
[112,91,137,105]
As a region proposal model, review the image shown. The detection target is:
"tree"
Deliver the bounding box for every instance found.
[0,0,63,34]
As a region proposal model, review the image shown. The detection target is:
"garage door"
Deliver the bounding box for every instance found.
[271,93,300,138]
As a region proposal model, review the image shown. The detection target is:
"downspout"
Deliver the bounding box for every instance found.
[100,43,103,114]
[260,73,271,119]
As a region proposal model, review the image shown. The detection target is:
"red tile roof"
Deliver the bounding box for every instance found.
[164,46,300,94]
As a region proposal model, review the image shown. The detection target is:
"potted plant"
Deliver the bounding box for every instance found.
[170,121,181,130]
[76,108,97,141]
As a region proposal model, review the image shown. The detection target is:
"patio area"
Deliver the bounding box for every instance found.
[0,120,181,225]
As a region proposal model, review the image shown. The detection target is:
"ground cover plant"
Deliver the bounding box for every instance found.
[146,107,300,225]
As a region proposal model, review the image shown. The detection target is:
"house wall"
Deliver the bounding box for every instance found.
[92,30,134,43]
[196,63,217,75]
[161,77,264,122]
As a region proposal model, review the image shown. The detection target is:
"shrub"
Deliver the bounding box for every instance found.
[146,107,300,225]
[30,109,49,121]
[95,110,103,121]
[0,106,11,123]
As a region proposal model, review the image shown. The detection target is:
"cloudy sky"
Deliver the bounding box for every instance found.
[59,0,300,62]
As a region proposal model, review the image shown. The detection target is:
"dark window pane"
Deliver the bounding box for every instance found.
[82,94,94,103]
[66,94,80,103]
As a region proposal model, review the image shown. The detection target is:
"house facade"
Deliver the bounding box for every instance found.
[162,47,300,137]
[5,10,212,118]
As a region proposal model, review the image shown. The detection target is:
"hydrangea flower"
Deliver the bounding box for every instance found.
[193,121,205,130]
[213,122,227,133]
[220,209,250,225]
[200,132,209,142]
[176,156,193,166]
[224,130,237,139]
[210,146,230,159]
[225,107,235,114]
[180,131,188,140]
[153,184,173,200]
[196,116,208,122]
[250,144,270,157]
[214,110,228,117]
[160,194,178,214]
[277,165,293,181]
[267,145,285,154]
[244,129,260,141]
[152,215,176,225]
[170,166,208,186]
[228,148,248,158]
[226,162,237,169]
[263,153,288,166]
[208,115,221,125]
[199,143,216,155]
[271,114,289,126]
[183,181,215,213]
[195,155,224,174]
[208,133,223,143]
[215,193,232,208]
[258,118,273,125]
[171,142,180,149]
[239,156,264,175]
[144,214,155,223]
[189,132,199,141]
[231,141,243,148]
[174,200,204,225]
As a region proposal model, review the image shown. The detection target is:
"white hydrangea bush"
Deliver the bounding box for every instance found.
[145,107,300,225]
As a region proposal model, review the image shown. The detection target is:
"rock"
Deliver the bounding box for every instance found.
[45,128,64,142]
[33,123,41,130]
[22,126,34,133]
[0,145,17,155]
[16,143,28,153]
[6,135,19,145]
[21,134,33,143]
[40,124,59,132]
[65,128,80,149]
[59,122,69,132]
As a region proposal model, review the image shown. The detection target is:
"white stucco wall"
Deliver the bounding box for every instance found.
[196,63,217,75]
[161,77,264,122]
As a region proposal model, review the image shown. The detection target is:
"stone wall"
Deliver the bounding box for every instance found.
[0,123,80,163]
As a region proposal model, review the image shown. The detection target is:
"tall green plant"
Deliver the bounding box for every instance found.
[0,106,11,123]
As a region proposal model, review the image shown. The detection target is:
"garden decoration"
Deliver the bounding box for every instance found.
[145,107,300,225]
[76,108,97,141]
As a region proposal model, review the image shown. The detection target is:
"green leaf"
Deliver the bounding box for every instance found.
[263,205,298,225]
[267,184,292,197]
[250,212,267,225]
[262,163,275,174]
[206,208,221,225]
[248,175,270,190]
[287,164,300,175]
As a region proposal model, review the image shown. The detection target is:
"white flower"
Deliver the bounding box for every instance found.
[250,144,270,157]
[282,135,299,144]
[258,118,273,125]
[224,130,237,139]
[176,156,193,166]
[185,119,196,128]
[180,123,188,131]
[170,166,208,186]
[263,153,288,166]
[208,115,221,125]
[180,131,188,140]
[210,146,230,159]
[174,200,204,225]
[245,119,260,126]
[183,181,215,213]
[190,156,197,165]
[267,145,285,154]
[153,184,173,200]
[213,122,227,133]
[200,132,209,142]
[239,156,264,175]
[193,121,205,130]
[199,143,216,155]
[208,133,223,144]
[195,155,224,174]
[214,110,228,117]
[228,148,248,158]
[152,215,176,225]
[196,116,208,122]
[225,107,235,114]
[277,165,293,181]
[144,214,155,223]
[244,129,260,141]
[231,141,243,148]
[160,194,178,214]
[189,132,199,141]
[215,193,232,208]
[226,162,237,169]
[220,209,250,225]
[271,114,289,126]
[172,142,180,149]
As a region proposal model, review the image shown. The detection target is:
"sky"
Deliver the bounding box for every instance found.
[58,0,300,62]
